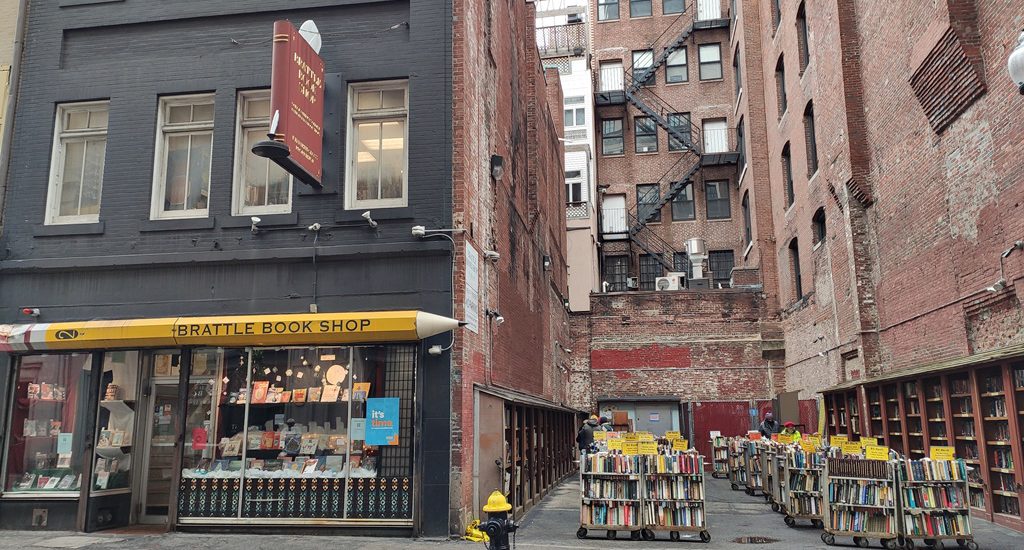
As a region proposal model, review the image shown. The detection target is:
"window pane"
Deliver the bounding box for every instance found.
[80,138,105,215]
[604,255,629,291]
[5,354,91,494]
[671,185,694,220]
[357,91,382,111]
[88,109,108,130]
[355,122,381,201]
[246,99,272,120]
[243,129,268,207]
[186,133,212,210]
[67,110,89,130]
[59,141,85,217]
[576,109,586,126]
[168,105,191,124]
[379,120,405,200]
[267,162,291,206]
[700,62,722,80]
[381,89,405,109]
[163,135,190,211]
[630,0,652,17]
[564,110,574,128]
[192,103,215,122]
[664,0,685,14]
[699,44,721,62]
[667,49,686,66]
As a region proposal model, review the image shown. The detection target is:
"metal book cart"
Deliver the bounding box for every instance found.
[578,452,643,540]
[728,437,748,491]
[770,446,788,512]
[821,457,901,549]
[744,439,765,496]
[782,446,824,528]
[710,436,729,479]
[897,458,977,550]
[640,451,711,543]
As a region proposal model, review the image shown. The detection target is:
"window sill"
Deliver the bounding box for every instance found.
[140,217,215,232]
[634,151,660,156]
[665,81,689,86]
[629,15,654,20]
[707,217,733,222]
[601,154,627,158]
[219,212,298,228]
[59,0,123,6]
[33,222,105,237]
[670,219,696,223]
[698,78,725,83]
[596,19,620,24]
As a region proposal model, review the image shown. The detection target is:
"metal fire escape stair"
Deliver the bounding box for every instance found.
[617,12,705,272]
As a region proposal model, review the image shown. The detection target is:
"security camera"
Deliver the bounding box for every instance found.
[250,216,261,234]
[307,222,322,231]
[411,225,426,237]
[427,345,443,356]
[495,315,505,326]
[361,211,378,228]
[987,279,1007,293]
[484,250,501,261]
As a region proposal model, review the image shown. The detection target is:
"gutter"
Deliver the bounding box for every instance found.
[0,0,29,234]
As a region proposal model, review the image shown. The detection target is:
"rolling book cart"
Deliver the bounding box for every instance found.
[745,440,765,496]
[897,458,977,550]
[578,452,643,540]
[729,437,748,490]
[711,436,729,479]
[760,443,776,502]
[770,446,788,511]
[640,451,711,543]
[821,457,901,549]
[783,446,824,528]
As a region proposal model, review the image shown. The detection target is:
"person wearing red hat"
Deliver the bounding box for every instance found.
[781,421,801,440]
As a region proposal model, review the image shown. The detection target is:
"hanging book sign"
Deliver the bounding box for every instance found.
[865,445,889,461]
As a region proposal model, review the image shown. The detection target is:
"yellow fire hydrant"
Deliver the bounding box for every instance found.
[480,491,517,550]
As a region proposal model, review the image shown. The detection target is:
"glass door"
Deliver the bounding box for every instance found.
[137,350,183,524]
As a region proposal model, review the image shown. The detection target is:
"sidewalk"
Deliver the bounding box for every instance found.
[1,477,1023,549]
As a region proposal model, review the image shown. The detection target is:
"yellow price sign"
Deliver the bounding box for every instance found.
[842,442,863,456]
[622,441,639,455]
[594,431,607,441]
[638,432,655,441]
[607,438,623,451]
[930,446,955,461]
[770,433,779,442]
[865,445,889,461]
[639,441,658,455]
[860,437,878,447]
[831,435,848,446]
[606,431,621,439]
[665,431,681,440]
[624,433,639,441]
[807,436,822,447]
[800,441,816,453]
[672,439,689,451]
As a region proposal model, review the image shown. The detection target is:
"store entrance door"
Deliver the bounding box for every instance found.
[137,350,183,525]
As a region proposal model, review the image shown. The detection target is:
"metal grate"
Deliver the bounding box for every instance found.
[378,345,416,477]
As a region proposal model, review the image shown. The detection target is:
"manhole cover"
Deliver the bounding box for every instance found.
[732,536,779,544]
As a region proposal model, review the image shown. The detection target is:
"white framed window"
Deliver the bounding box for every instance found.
[45,102,108,225]
[232,90,292,215]
[151,94,215,219]
[346,80,409,210]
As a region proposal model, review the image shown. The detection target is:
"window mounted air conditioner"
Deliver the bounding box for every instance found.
[626,277,640,289]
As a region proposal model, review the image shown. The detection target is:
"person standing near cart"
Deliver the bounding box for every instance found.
[781,421,801,441]
[758,411,779,438]
[576,415,599,454]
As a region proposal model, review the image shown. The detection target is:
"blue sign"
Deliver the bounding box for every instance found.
[365,397,400,446]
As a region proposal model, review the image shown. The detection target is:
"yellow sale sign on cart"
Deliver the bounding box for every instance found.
[930,446,955,460]
[672,439,689,451]
[842,442,863,456]
[638,432,655,441]
[831,435,848,446]
[624,433,639,441]
[665,431,681,440]
[622,441,639,455]
[594,431,607,441]
[860,437,878,447]
[639,441,659,455]
[607,438,623,451]
[865,445,890,461]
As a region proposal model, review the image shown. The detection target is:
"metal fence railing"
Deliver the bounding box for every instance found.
[566,201,590,219]
[536,23,586,57]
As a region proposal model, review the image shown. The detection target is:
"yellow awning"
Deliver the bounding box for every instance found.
[0,310,461,352]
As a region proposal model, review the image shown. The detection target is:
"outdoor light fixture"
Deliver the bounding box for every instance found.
[484,250,501,261]
[486,309,504,326]
[987,279,1008,293]
[1009,30,1024,94]
[361,211,378,228]
[988,240,1023,292]
[490,154,505,181]
[542,255,552,271]
[250,216,261,234]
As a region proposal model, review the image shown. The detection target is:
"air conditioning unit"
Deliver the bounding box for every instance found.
[626,277,640,289]
[655,276,680,291]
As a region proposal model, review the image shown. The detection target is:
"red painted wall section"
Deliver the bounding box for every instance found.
[591,345,692,370]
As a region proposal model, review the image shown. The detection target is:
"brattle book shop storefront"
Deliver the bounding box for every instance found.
[0,311,458,532]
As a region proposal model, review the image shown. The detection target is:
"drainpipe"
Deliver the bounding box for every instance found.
[0,0,30,233]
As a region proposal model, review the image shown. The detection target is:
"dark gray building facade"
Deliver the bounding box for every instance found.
[0,0,455,536]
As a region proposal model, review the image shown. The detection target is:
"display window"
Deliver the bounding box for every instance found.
[92,351,140,493]
[5,354,92,495]
[178,344,415,521]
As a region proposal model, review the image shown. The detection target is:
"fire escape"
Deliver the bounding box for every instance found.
[596,5,738,277]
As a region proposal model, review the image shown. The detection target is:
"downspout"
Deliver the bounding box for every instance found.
[0,0,29,234]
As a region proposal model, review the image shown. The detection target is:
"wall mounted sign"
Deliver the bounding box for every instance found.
[366,397,400,446]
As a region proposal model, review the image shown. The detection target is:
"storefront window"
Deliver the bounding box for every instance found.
[92,351,140,492]
[178,345,415,522]
[5,354,91,494]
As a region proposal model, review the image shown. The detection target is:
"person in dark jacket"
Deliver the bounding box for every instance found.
[758,411,779,438]
[576,416,599,451]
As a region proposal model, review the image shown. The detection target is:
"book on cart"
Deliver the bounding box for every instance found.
[897,457,975,548]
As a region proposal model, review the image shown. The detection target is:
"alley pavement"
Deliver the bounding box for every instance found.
[2,477,1023,549]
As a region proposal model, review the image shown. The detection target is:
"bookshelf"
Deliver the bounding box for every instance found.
[897,458,977,549]
[728,437,747,491]
[784,446,824,528]
[745,440,764,496]
[640,451,710,542]
[884,384,905,456]
[710,436,728,479]
[821,457,900,548]
[771,448,787,512]
[760,444,776,503]
[977,365,1021,521]
[867,387,885,441]
[579,452,643,540]
[847,392,862,439]
[903,380,926,459]
[826,390,862,439]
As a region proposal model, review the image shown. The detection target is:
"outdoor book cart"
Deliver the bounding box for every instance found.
[821,456,901,549]
[710,436,729,479]
[745,439,765,496]
[760,443,776,502]
[897,458,977,550]
[578,451,643,540]
[640,450,711,543]
[770,445,788,511]
[728,437,748,491]
[783,445,825,528]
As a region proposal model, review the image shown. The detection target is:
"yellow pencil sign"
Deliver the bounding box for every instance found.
[673,439,689,451]
[607,438,623,451]
[930,446,955,461]
[865,445,889,461]
[639,441,658,455]
[594,431,607,441]
[622,441,639,455]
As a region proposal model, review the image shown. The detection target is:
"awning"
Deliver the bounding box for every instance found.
[822,341,1024,394]
[0,310,461,352]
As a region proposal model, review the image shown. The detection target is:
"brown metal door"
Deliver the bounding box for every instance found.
[476,392,506,513]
